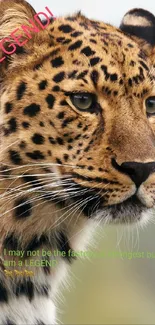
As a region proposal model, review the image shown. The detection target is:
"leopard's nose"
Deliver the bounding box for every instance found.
[112,159,155,187]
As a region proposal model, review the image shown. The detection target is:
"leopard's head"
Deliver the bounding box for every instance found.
[0,1,155,245]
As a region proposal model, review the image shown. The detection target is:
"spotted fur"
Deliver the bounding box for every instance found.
[0,1,155,324]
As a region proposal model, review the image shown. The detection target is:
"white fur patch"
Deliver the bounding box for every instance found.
[0,296,56,324]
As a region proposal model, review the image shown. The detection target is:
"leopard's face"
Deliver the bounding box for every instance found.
[1,4,155,235]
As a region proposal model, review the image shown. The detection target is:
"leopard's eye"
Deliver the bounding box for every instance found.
[145,97,155,116]
[70,93,93,111]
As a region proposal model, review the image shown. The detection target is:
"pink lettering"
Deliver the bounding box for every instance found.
[45,7,56,20]
[34,12,50,30]
[0,7,56,64]
[0,54,6,63]
[22,21,40,39]
[0,38,16,55]
[11,28,28,46]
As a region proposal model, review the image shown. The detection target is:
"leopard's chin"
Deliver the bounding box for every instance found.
[98,195,153,225]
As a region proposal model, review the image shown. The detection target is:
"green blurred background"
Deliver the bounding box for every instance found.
[59,223,155,324]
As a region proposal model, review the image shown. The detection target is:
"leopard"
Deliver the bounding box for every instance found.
[0,1,155,324]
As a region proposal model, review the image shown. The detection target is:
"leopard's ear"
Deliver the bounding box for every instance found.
[120,8,155,47]
[0,0,37,78]
[0,0,36,35]
[0,0,51,81]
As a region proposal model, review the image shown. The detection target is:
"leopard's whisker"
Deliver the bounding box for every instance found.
[0,139,19,155]
[0,181,92,217]
[0,161,79,171]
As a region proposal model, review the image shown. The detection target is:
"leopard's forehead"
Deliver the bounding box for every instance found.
[32,15,153,99]
[49,14,149,70]
[4,14,152,103]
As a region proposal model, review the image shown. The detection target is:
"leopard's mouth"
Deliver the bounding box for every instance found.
[63,180,151,222]
[106,194,147,221]
[109,194,145,209]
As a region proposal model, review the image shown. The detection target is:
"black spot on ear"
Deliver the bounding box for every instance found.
[39,80,48,90]
[24,104,40,117]
[15,198,32,219]
[68,40,83,51]
[15,279,34,301]
[0,282,8,302]
[53,72,65,83]
[5,102,13,114]
[51,56,64,68]
[132,8,155,21]
[46,94,55,109]
[59,24,74,33]
[9,150,22,165]
[81,46,95,56]
[26,151,45,160]
[31,133,45,145]
[17,82,27,100]
[120,8,155,46]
